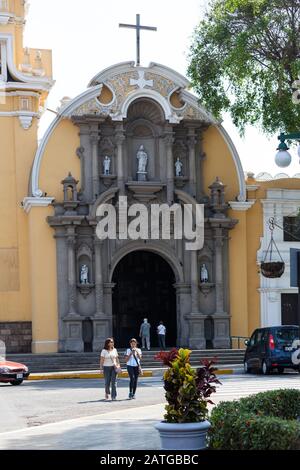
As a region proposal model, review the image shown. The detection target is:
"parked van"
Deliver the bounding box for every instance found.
[244,325,300,374]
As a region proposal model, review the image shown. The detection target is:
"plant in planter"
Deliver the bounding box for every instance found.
[154,348,220,450]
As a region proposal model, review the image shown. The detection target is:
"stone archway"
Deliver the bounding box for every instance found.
[111,250,177,348]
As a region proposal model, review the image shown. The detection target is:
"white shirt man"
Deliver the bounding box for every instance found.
[157,322,166,350]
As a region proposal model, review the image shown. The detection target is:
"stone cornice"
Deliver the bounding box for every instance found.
[0,33,54,89]
[22,197,55,213]
[229,201,256,211]
[246,184,260,192]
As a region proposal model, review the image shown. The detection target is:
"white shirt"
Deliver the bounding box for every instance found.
[100,348,118,367]
[157,324,166,335]
[125,348,142,367]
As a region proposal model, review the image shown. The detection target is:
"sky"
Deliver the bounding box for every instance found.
[23,0,300,177]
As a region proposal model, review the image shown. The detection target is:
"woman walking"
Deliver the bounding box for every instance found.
[100,338,121,401]
[125,338,142,400]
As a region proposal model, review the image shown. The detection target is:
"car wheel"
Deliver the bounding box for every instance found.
[244,361,251,374]
[261,360,271,375]
[277,367,284,374]
[10,380,23,386]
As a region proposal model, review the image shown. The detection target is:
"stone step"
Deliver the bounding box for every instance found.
[6,349,245,373]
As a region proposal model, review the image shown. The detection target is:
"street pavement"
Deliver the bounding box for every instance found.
[0,372,299,450]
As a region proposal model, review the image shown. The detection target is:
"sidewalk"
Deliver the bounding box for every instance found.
[0,403,164,450]
[27,366,242,381]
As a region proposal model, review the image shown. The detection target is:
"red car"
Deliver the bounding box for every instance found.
[0,360,30,386]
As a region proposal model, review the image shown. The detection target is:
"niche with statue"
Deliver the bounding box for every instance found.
[99,137,117,189]
[199,256,215,297]
[77,244,94,298]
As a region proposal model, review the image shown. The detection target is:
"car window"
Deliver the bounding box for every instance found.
[249,331,257,346]
[256,330,264,344]
[275,328,299,344]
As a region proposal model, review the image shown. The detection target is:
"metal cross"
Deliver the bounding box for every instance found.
[119,14,157,66]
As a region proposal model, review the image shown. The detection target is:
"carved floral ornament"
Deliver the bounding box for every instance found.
[70,67,214,124]
[27,62,247,204]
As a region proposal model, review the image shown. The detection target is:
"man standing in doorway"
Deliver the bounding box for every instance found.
[139,318,151,351]
[157,321,166,350]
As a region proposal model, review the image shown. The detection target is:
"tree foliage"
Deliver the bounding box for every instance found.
[188,0,300,135]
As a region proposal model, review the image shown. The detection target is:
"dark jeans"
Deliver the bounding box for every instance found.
[127,366,139,395]
[103,366,117,399]
[158,334,166,350]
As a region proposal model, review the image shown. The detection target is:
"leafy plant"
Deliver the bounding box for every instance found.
[155,348,221,423]
[209,389,300,449]
[188,0,300,135]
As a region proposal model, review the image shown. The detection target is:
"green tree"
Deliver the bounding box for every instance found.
[188,0,300,135]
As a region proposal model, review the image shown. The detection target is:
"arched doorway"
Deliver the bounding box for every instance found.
[112,251,177,348]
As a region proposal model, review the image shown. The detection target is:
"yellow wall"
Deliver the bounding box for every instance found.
[228,209,248,341]
[0,115,39,321]
[39,119,81,200]
[0,0,53,328]
[27,206,58,353]
[202,126,239,202]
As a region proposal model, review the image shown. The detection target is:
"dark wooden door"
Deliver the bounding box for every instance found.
[112,251,176,347]
[281,294,298,325]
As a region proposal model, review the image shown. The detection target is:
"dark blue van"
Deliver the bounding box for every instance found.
[244,325,300,374]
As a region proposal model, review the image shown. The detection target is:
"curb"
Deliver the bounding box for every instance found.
[27,368,235,381]
[28,370,153,381]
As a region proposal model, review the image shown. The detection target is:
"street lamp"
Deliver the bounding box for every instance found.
[275,132,300,167]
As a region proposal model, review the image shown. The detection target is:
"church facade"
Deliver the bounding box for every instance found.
[2,1,298,354]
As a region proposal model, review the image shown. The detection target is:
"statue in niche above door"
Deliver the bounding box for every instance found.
[136,145,149,181]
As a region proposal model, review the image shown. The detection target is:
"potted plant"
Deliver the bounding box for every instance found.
[154,348,220,450]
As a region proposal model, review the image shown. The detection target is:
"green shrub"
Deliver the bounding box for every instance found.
[209,389,300,450]
[238,389,300,420]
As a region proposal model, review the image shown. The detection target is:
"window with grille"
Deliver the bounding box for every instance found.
[283,216,300,242]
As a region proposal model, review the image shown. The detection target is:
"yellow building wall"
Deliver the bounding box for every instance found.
[0,116,38,322]
[202,126,239,202]
[246,199,262,335]
[39,119,81,200]
[228,209,248,343]
[28,206,58,353]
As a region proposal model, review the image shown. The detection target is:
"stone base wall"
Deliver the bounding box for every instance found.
[0,322,32,353]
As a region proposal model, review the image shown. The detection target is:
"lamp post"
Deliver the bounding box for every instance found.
[275,132,300,167]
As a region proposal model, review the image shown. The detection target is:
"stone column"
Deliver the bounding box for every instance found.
[174,282,191,347]
[115,123,126,195]
[190,250,200,313]
[91,130,100,200]
[67,227,77,316]
[165,128,174,205]
[94,237,104,315]
[214,227,225,314]
[185,250,206,349]
[64,226,84,352]
[187,128,197,198]
[213,226,230,348]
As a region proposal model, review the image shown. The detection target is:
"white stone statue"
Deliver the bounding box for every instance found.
[200,264,209,283]
[80,265,89,284]
[137,145,148,173]
[175,157,183,177]
[103,156,111,175]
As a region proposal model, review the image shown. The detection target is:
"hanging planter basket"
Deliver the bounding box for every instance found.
[260,218,285,279]
[260,261,285,278]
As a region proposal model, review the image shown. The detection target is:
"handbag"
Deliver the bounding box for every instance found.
[109,352,122,375]
[132,350,143,376]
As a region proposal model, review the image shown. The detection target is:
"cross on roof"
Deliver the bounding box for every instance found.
[119,14,157,66]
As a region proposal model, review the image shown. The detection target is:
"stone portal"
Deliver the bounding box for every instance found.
[112,251,177,347]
